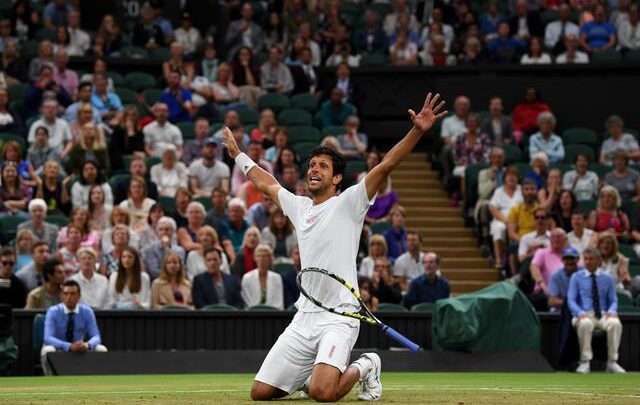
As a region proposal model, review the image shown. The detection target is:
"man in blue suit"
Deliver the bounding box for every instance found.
[41,280,107,375]
[192,247,243,309]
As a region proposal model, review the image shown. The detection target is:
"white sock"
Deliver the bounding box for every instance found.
[351,356,373,379]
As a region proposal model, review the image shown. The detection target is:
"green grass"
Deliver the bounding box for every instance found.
[0,372,638,404]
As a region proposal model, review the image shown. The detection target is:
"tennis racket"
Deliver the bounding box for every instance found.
[296,267,422,352]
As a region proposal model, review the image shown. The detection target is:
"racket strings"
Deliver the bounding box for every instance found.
[298,270,361,313]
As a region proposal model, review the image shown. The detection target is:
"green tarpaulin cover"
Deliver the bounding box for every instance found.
[432,282,540,352]
[0,336,18,371]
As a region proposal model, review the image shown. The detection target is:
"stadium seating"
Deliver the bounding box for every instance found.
[376,303,407,312]
[278,109,313,126]
[0,216,26,245]
[257,94,290,113]
[370,221,390,235]
[125,72,157,90]
[247,304,280,311]
[273,263,295,275]
[238,109,260,125]
[290,93,319,113]
[411,303,436,312]
[201,303,238,311]
[287,126,321,144]
[562,128,598,148]
[563,144,595,164]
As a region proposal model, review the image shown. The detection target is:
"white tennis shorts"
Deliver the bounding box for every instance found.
[254,310,360,394]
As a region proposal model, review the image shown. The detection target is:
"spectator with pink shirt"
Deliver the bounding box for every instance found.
[529,227,568,311]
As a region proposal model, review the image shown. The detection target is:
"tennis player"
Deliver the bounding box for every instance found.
[222,93,447,402]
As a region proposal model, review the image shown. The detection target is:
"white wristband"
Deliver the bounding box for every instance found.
[235,153,257,176]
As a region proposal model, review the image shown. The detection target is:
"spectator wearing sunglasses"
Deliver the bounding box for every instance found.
[0,247,27,308]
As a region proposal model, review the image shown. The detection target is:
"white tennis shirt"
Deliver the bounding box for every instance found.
[278,179,374,313]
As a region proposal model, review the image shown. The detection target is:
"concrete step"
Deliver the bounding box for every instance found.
[396,188,450,198]
[449,280,496,293]
[398,197,452,207]
[405,206,462,216]
[412,227,473,238]
[422,237,478,248]
[407,217,465,226]
[434,246,484,257]
[391,170,436,179]
[400,153,427,162]
[441,257,491,268]
[391,177,442,185]
[441,268,499,282]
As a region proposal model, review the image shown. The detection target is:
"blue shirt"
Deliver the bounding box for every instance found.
[43,303,102,351]
[567,269,617,317]
[224,219,250,252]
[91,91,124,114]
[64,101,103,124]
[383,226,407,261]
[548,267,580,299]
[403,274,451,309]
[528,133,565,165]
[581,21,616,49]
[159,89,193,123]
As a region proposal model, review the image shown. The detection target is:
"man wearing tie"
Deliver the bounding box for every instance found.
[41,280,107,376]
[290,47,319,96]
[544,4,579,54]
[567,247,625,374]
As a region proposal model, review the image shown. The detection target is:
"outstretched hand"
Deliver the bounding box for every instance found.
[408,93,448,133]
[221,126,241,159]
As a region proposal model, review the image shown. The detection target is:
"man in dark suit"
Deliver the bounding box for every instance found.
[113,156,158,204]
[224,2,264,60]
[481,96,513,145]
[289,47,320,96]
[508,0,543,41]
[323,63,362,113]
[0,248,27,308]
[354,9,389,55]
[192,247,243,309]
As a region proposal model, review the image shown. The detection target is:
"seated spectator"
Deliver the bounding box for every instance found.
[390,29,418,66]
[289,47,320,95]
[480,0,506,42]
[231,46,262,109]
[1,40,27,84]
[28,128,61,175]
[568,247,625,374]
[325,41,361,68]
[160,70,195,124]
[240,244,284,309]
[551,190,577,233]
[14,229,34,272]
[188,138,230,197]
[231,140,273,195]
[71,161,114,211]
[2,140,36,186]
[168,187,192,229]
[523,152,548,191]
[66,10,90,56]
[383,204,408,261]
[600,115,640,165]
[529,227,567,310]
[35,160,70,215]
[151,252,193,309]
[511,88,551,138]
[371,257,402,304]
[40,280,107,376]
[403,252,451,309]
[192,247,243,309]
[338,115,368,158]
[79,58,115,92]
[618,5,640,51]
[113,157,158,205]
[507,179,539,270]
[478,148,507,206]
[230,225,260,277]
[604,151,640,202]
[245,196,274,233]
[528,112,564,165]
[325,63,362,111]
[100,207,136,251]
[151,146,189,198]
[366,177,398,224]
[96,14,123,57]
[420,34,455,66]
[598,231,638,298]
[225,2,264,60]
[52,49,77,98]
[509,0,544,41]
[101,222,138,276]
[186,225,230,280]
[520,36,552,64]
[538,168,562,212]
[26,259,64,309]
[0,163,29,218]
[90,74,123,125]
[16,241,49,291]
[489,167,522,269]
[264,11,288,52]
[392,231,424,291]
[107,246,150,309]
[109,106,145,172]
[56,207,101,252]
[176,202,208,253]
[355,10,389,56]
[260,45,294,94]
[545,4,580,52]
[143,217,185,281]
[0,247,27,308]
[137,203,165,249]
[518,207,552,264]
[563,153,599,202]
[67,123,109,177]
[69,102,106,150]
[27,40,54,82]
[182,118,211,166]
[320,88,354,129]
[214,121,249,160]
[209,62,246,113]
[69,248,109,310]
[0,87,23,134]
[118,176,157,234]
[568,211,597,256]
[547,247,582,312]
[17,199,58,249]
[273,146,298,184]
[251,109,277,143]
[487,21,526,63]
[64,82,101,125]
[174,11,200,57]
[144,103,184,158]
[27,99,72,158]
[359,278,379,311]
[131,3,164,51]
[556,34,590,64]
[580,4,617,53]
[458,36,484,65]
[438,95,470,184]
[261,207,297,261]
[452,114,491,199]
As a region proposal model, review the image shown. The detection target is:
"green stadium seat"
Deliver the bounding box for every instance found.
[238,109,260,125]
[376,303,407,312]
[278,109,313,126]
[563,144,595,164]
[161,305,191,310]
[193,196,212,210]
[177,122,195,140]
[577,200,596,215]
[591,49,622,64]
[32,314,45,350]
[109,173,131,191]
[618,244,639,264]
[46,215,69,228]
[322,126,345,137]
[107,71,126,87]
[35,27,56,41]
[8,83,28,101]
[411,302,435,312]
[360,53,390,67]
[159,196,176,212]
[125,72,157,90]
[501,144,523,164]
[624,49,640,62]
[273,263,295,275]
[200,303,238,311]
[115,87,137,105]
[120,46,150,60]
[629,264,640,277]
[619,305,640,313]
[288,126,321,144]
[293,142,317,163]
[150,47,172,61]
[0,133,27,153]
[562,127,598,148]
[290,93,319,113]
[143,88,163,105]
[0,216,26,244]
[257,93,290,113]
[556,163,573,175]
[22,40,39,59]
[370,221,390,235]
[617,292,634,307]
[248,304,280,311]
[368,3,392,18]
[344,159,366,187]
[621,200,639,218]
[146,156,162,169]
[591,163,612,179]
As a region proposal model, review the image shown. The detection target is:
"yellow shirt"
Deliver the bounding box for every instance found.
[508,202,539,238]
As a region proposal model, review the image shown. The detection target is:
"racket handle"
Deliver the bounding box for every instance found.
[383,326,421,352]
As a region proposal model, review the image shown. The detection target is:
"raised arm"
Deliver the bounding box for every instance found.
[365,92,447,199]
[221,127,282,204]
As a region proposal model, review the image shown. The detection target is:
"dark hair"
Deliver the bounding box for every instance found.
[35,126,49,136]
[275,146,299,174]
[554,189,577,213]
[78,81,92,92]
[204,246,223,259]
[575,153,590,165]
[406,230,423,243]
[308,146,346,191]
[0,247,15,257]
[79,160,105,185]
[31,240,49,253]
[116,246,142,294]
[571,209,587,219]
[62,279,81,294]
[43,259,61,282]
[147,203,165,225]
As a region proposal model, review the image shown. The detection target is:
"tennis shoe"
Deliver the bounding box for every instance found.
[576,361,590,374]
[606,362,625,374]
[358,353,382,401]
